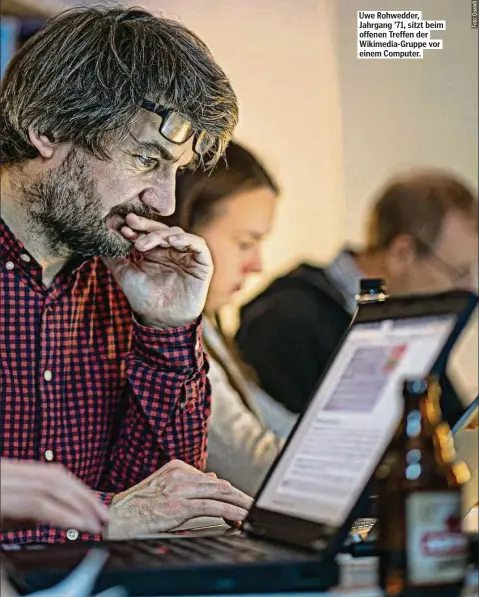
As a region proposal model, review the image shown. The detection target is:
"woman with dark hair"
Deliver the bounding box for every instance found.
[167,141,296,495]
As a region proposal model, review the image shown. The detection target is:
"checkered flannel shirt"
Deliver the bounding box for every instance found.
[0,218,211,543]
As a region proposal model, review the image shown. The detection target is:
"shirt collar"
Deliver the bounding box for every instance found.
[0,217,32,265]
[0,217,91,284]
[325,247,364,314]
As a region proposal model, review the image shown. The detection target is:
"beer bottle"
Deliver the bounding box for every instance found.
[378,377,470,596]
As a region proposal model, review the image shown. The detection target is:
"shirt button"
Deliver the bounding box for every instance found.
[20,253,31,263]
[44,449,54,462]
[5,261,14,271]
[43,370,53,381]
[66,529,79,541]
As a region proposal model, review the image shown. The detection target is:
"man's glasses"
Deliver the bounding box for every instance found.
[141,100,214,157]
[414,236,473,284]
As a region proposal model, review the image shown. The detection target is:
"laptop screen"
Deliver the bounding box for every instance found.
[256,314,456,527]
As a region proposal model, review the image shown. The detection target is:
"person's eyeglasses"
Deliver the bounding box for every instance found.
[414,237,473,284]
[141,100,214,157]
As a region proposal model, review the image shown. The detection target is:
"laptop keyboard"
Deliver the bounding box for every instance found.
[1,535,312,576]
[132,534,301,565]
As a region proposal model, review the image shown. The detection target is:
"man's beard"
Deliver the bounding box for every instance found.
[19,148,155,259]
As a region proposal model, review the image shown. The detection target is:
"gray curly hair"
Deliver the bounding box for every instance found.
[0,5,238,167]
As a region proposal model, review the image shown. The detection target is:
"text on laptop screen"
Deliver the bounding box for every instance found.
[256,314,456,527]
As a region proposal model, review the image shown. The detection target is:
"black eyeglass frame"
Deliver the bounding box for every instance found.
[141,100,213,156]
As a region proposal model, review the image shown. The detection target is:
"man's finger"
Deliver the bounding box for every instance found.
[186,499,249,522]
[41,502,103,534]
[57,479,110,524]
[120,226,143,241]
[135,230,203,252]
[125,214,174,233]
[53,467,110,522]
[135,232,213,268]
[45,471,109,526]
[159,480,253,511]
[51,485,107,527]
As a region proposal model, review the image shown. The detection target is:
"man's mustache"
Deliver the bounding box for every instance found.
[107,204,165,222]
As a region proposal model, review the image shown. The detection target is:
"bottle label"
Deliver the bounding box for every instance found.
[406,491,468,585]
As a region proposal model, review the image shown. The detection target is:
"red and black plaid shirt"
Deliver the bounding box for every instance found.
[0,219,211,544]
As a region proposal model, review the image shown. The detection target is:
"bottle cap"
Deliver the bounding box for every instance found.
[355,278,388,304]
[404,378,429,395]
[359,278,387,294]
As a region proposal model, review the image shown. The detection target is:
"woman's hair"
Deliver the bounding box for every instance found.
[0,6,237,166]
[167,141,278,389]
[164,140,279,231]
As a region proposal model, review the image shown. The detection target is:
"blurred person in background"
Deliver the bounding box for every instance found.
[236,171,478,427]
[165,141,296,495]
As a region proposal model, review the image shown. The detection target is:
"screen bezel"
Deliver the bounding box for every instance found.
[244,290,478,555]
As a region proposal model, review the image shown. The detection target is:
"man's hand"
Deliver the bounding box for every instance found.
[103,214,213,329]
[105,460,253,540]
[0,459,110,534]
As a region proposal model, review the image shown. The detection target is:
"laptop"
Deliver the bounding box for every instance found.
[3,290,477,596]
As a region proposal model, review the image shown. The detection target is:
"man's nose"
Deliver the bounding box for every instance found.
[140,173,176,216]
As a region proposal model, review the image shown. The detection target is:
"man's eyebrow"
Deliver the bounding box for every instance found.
[131,137,200,170]
[132,139,179,163]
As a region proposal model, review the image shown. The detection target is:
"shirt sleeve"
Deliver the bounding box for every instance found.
[101,317,211,494]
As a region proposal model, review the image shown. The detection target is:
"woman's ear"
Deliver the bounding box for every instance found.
[27,127,57,159]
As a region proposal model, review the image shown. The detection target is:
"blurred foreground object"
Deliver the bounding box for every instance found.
[2,549,126,597]
[454,428,479,516]
[378,378,469,596]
